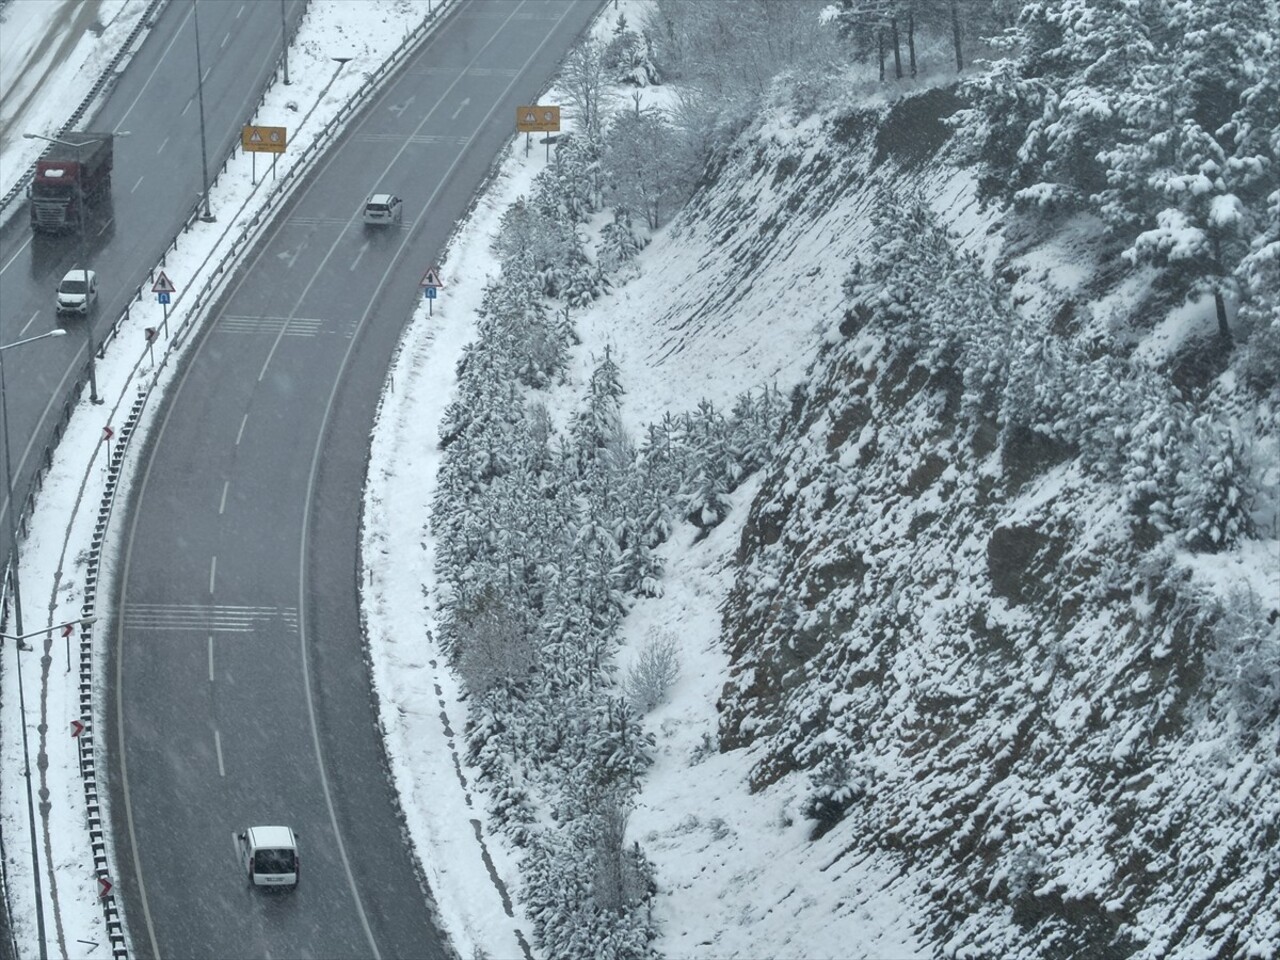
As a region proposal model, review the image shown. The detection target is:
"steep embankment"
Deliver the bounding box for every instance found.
[629,85,1277,957]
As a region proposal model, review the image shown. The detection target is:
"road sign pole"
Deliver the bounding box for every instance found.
[252,151,257,185]
[162,301,169,339]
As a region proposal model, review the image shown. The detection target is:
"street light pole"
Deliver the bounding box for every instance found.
[193,0,215,222]
[21,133,104,404]
[75,140,103,404]
[280,0,291,85]
[0,328,68,960]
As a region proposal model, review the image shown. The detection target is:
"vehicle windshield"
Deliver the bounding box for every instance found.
[253,848,296,874]
[367,203,389,213]
[59,279,87,294]
[33,184,73,199]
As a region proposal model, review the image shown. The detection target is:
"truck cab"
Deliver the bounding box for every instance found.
[29,133,113,233]
[239,825,299,888]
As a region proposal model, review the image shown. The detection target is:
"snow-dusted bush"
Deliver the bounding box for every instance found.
[454,585,537,697]
[801,751,864,839]
[602,13,659,87]
[1173,416,1256,552]
[1206,587,1280,730]
[624,628,681,713]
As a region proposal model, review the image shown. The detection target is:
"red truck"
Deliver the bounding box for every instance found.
[29,132,114,233]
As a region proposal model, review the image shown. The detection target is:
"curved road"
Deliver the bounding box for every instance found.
[108,2,599,957]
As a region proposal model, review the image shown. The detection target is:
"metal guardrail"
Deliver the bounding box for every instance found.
[0,0,170,229]
[0,2,458,957]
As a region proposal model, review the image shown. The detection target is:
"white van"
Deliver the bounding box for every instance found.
[240,825,299,888]
[56,269,98,315]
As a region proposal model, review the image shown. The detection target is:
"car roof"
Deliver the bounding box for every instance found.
[368,193,395,205]
[60,269,96,281]
[247,825,296,848]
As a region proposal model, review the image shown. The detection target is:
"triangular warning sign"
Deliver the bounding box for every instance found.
[523,111,537,124]
[152,271,177,294]
[420,266,444,288]
[250,129,264,142]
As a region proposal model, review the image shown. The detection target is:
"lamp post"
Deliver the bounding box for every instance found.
[1,329,70,960]
[193,0,215,222]
[21,133,105,405]
[280,0,291,85]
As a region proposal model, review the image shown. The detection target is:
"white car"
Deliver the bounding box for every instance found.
[239,825,299,888]
[56,269,97,315]
[362,193,402,226]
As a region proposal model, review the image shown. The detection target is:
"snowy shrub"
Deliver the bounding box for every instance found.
[598,206,645,275]
[602,105,690,229]
[521,813,656,960]
[624,628,681,713]
[689,730,717,765]
[1206,588,1280,730]
[562,261,609,309]
[1121,393,1187,535]
[588,697,655,791]
[589,793,653,914]
[1173,416,1256,552]
[1238,314,1280,395]
[602,14,660,87]
[802,752,864,839]
[1006,844,1049,903]
[454,585,537,697]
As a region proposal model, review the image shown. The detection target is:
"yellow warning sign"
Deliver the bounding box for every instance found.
[241,125,288,154]
[515,105,560,133]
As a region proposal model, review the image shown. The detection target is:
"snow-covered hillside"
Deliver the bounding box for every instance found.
[411,22,1277,960]
[625,81,1280,960]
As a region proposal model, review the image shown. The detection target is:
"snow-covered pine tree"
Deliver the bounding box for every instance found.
[959,0,1162,209]
[1173,415,1256,551]
[598,205,645,276]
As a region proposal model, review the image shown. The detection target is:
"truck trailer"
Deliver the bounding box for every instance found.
[29,132,113,234]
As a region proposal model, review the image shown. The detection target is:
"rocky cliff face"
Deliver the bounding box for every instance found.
[705,88,1279,958]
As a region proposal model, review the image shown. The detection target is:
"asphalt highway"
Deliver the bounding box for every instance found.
[108,2,599,957]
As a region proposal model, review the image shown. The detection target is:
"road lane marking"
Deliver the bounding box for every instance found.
[451,97,470,120]
[236,4,245,17]
[219,480,229,514]
[182,98,192,116]
[236,413,248,445]
[208,635,214,681]
[0,238,31,275]
[123,603,298,632]
[221,32,230,49]
[131,174,145,193]
[97,218,113,238]
[219,315,324,336]
[209,555,217,594]
[20,312,39,336]
[156,136,169,154]
[214,729,225,777]
[350,241,369,272]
